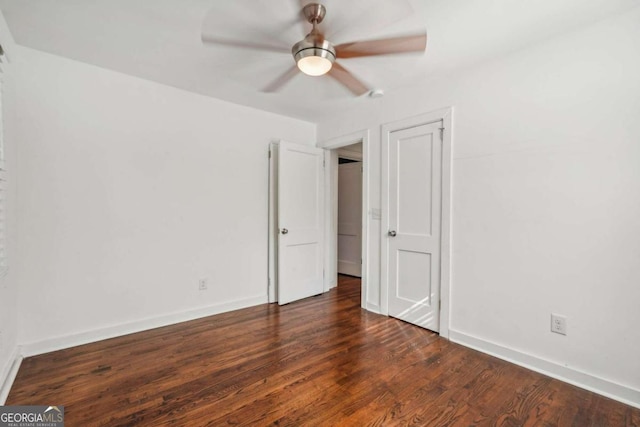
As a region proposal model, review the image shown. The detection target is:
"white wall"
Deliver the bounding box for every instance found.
[5,3,640,408]
[0,10,20,403]
[318,8,640,405]
[13,47,315,353]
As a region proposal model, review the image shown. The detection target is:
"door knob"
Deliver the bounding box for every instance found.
[388,230,397,237]
[281,228,288,235]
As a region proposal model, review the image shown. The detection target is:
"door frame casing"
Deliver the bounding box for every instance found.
[381,108,453,339]
[317,130,370,309]
[268,142,278,303]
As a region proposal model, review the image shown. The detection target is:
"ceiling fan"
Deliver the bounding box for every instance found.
[201,2,427,96]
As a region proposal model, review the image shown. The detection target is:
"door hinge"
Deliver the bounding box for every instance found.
[439,127,445,141]
[269,150,271,158]
[323,158,326,167]
[439,300,442,311]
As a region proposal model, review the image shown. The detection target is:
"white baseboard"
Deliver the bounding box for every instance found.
[0,346,22,405]
[366,302,381,314]
[449,329,640,409]
[325,278,338,292]
[338,260,361,278]
[21,295,268,358]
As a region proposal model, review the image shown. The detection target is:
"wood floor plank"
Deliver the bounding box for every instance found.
[7,275,639,426]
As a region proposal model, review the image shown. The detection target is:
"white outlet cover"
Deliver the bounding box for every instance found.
[551,314,567,335]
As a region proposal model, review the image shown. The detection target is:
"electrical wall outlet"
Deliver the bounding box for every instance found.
[198,278,208,291]
[551,314,567,335]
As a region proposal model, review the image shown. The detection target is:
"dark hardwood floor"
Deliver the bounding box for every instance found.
[8,275,640,426]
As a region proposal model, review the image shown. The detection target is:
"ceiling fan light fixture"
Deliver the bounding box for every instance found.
[292,36,336,77]
[295,49,335,76]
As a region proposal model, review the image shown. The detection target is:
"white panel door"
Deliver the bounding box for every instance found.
[387,122,442,331]
[337,162,362,277]
[278,141,325,305]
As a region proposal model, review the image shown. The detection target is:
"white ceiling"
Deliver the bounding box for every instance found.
[1,0,637,121]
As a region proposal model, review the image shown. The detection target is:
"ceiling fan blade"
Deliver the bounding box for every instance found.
[263,65,300,92]
[335,32,427,59]
[201,34,288,54]
[328,62,370,96]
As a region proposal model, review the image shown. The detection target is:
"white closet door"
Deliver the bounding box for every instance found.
[386,121,443,331]
[277,141,325,305]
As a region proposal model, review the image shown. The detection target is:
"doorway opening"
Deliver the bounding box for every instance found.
[337,145,363,280]
[318,130,369,309]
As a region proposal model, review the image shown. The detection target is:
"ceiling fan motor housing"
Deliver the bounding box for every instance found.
[292,34,336,65]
